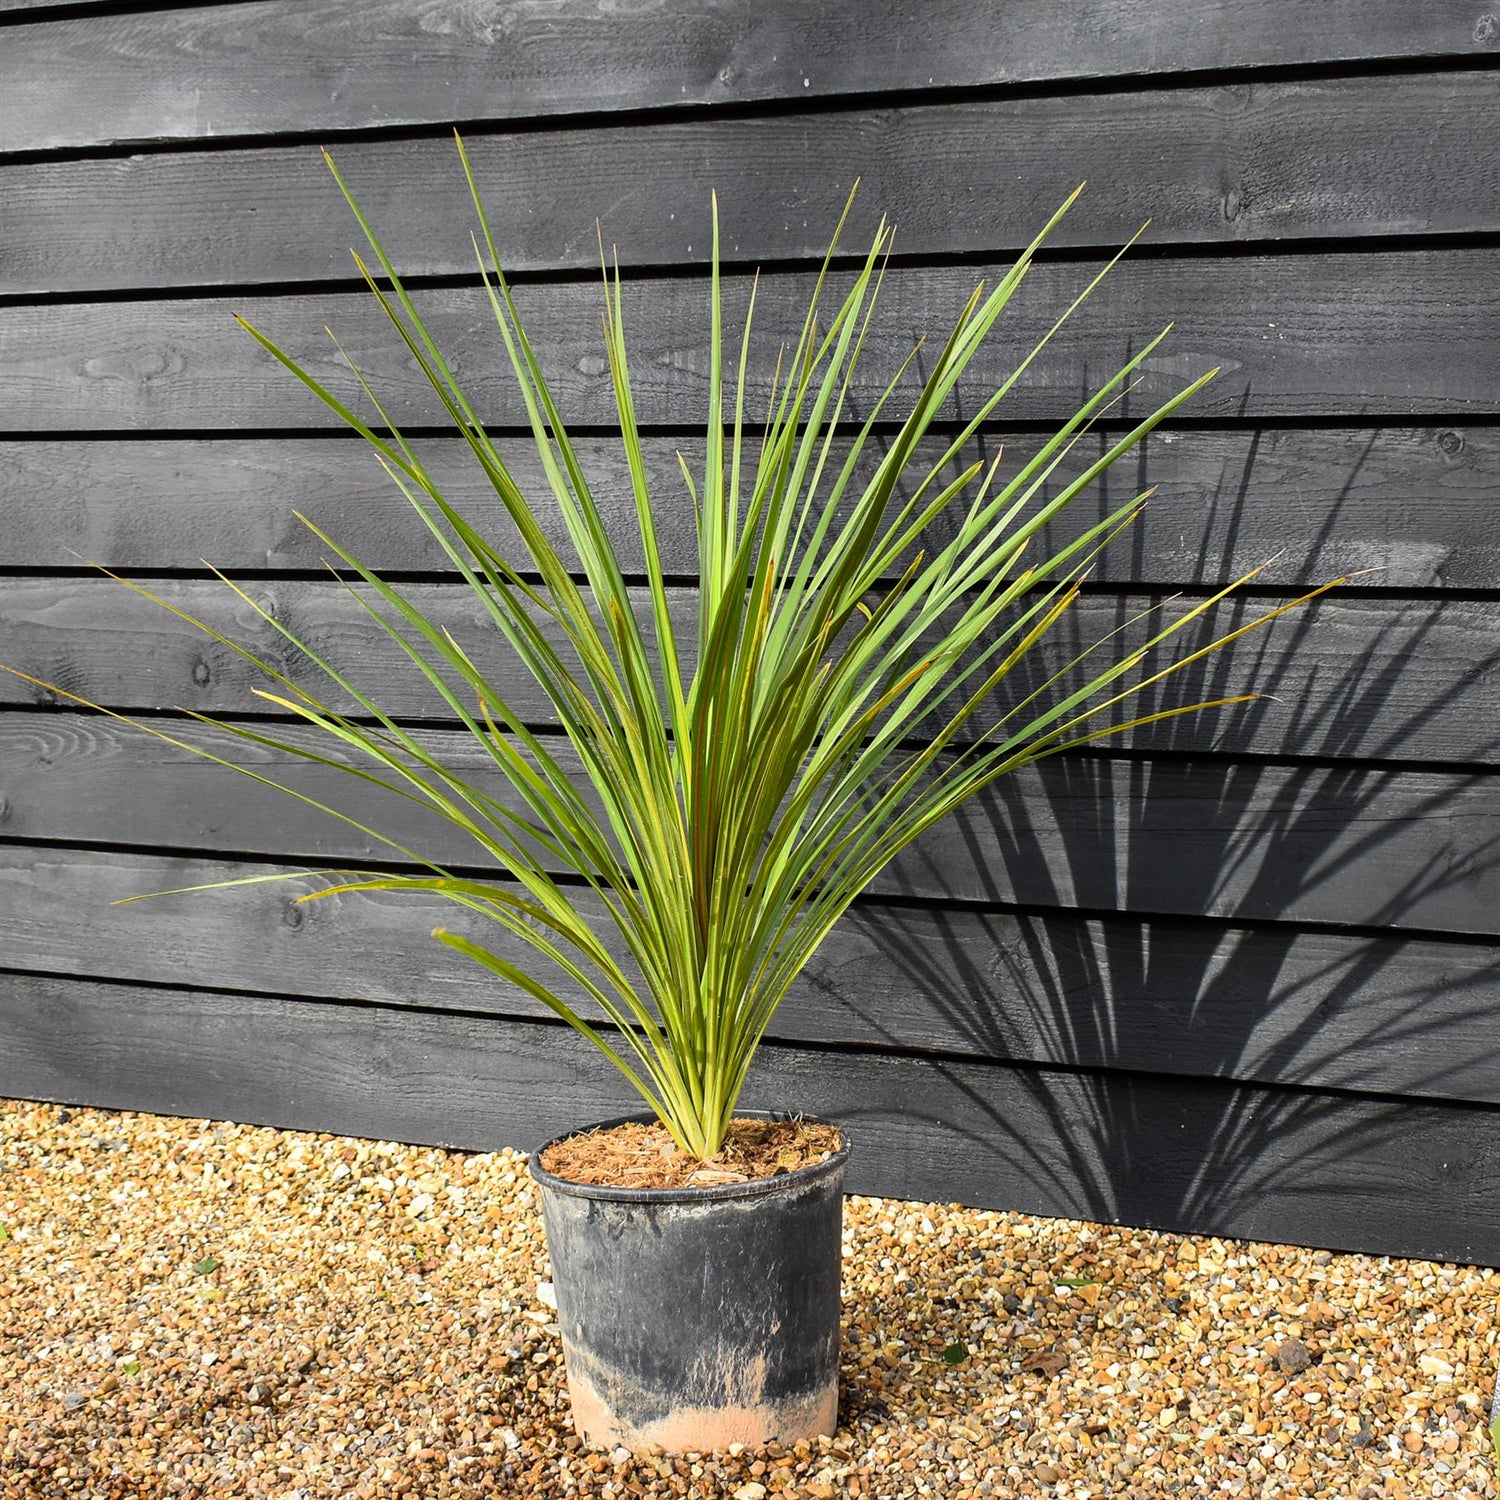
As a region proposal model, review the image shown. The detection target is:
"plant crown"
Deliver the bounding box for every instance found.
[8,142,1341,1158]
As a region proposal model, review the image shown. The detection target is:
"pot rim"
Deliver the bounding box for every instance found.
[527,1109,850,1204]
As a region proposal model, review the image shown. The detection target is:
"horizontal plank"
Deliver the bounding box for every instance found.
[4,251,1496,432]
[0,1,124,11]
[5,578,1499,763]
[4,970,1497,1264]
[4,843,1500,1108]
[11,73,1500,297]
[4,425,1497,589]
[6,2,1495,156]
[6,713,1499,935]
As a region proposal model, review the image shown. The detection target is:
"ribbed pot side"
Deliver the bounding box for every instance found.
[528,1113,849,1453]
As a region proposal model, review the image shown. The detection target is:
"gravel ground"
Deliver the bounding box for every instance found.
[1,1098,1495,1500]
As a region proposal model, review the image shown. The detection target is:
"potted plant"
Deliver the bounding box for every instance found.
[6,142,1339,1451]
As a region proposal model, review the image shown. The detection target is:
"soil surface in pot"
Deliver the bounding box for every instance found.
[539,1117,841,1189]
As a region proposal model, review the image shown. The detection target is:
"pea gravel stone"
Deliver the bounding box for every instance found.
[1,1097,1496,1498]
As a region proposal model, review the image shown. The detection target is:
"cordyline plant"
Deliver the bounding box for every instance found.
[10,143,1341,1160]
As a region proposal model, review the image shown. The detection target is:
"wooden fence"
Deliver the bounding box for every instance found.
[3,0,1499,1263]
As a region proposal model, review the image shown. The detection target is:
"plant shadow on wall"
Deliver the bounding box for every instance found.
[794,422,1500,1253]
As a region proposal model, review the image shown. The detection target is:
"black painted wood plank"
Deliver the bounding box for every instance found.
[6,713,1499,936]
[4,251,1495,432]
[4,843,1500,1108]
[5,2,1496,155]
[3,426,1495,590]
[0,0,149,11]
[5,578,1498,764]
[3,970,1496,1264]
[0,1,125,11]
[884,757,1500,934]
[10,73,1500,297]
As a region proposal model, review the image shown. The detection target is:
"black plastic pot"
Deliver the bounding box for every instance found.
[528,1111,849,1452]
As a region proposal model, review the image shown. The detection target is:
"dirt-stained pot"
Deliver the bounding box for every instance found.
[528,1112,849,1452]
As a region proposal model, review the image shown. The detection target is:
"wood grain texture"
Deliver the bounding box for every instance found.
[4,426,1496,589]
[4,843,1500,1107]
[5,1,1497,155]
[5,713,1499,935]
[0,0,128,11]
[4,251,1496,433]
[3,970,1498,1264]
[5,578,1498,764]
[10,73,1500,296]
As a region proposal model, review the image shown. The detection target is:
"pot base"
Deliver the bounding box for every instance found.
[566,1357,838,1451]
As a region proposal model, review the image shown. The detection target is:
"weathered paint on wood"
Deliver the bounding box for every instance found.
[5,842,1500,1105]
[3,426,1494,589]
[10,73,1500,296]
[5,1,1496,155]
[5,579,1497,764]
[3,971,1498,1264]
[4,250,1496,432]
[0,0,129,12]
[5,713,1498,935]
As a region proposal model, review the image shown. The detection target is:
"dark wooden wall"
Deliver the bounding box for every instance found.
[4,0,1500,1264]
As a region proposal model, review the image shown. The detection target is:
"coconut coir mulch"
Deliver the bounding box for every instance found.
[539,1117,842,1189]
[3,1097,1496,1499]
